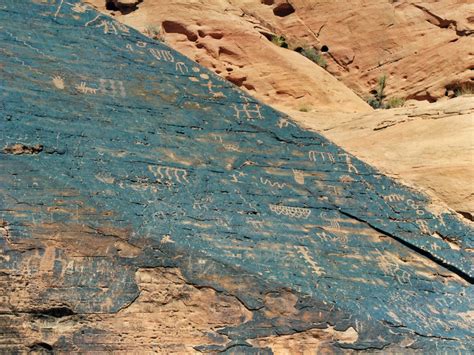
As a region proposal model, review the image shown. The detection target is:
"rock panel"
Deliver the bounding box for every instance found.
[0,1,473,352]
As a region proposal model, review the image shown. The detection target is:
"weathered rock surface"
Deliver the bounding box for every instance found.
[1,1,474,353]
[86,0,373,113]
[234,0,474,102]
[282,96,474,220]
[87,0,474,216]
[88,0,474,103]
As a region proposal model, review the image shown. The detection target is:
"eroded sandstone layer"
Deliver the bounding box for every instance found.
[1,1,473,353]
[86,0,373,113]
[282,96,474,220]
[88,0,474,105]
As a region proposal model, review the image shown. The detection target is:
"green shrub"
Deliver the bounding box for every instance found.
[367,97,382,109]
[144,25,165,42]
[366,76,406,109]
[454,82,474,97]
[385,97,405,109]
[367,75,387,109]
[301,47,327,69]
[270,35,288,48]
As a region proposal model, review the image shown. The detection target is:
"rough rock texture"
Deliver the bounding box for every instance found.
[233,0,474,102]
[282,96,474,220]
[88,0,474,103]
[87,0,474,217]
[86,0,373,113]
[1,1,474,353]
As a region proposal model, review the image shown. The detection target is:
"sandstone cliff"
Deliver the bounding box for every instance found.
[87,0,373,113]
[1,1,473,353]
[89,0,474,104]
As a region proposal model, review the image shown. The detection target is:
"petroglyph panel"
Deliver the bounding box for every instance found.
[0,0,473,353]
[149,48,175,62]
[233,103,264,120]
[148,165,190,185]
[269,204,311,219]
[85,14,130,35]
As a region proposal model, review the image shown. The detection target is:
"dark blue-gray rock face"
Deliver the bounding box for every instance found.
[0,0,473,352]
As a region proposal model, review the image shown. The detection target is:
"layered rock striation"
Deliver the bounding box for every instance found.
[88,0,474,105]
[1,1,473,353]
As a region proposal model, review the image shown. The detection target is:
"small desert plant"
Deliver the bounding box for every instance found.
[144,25,165,41]
[385,97,405,108]
[367,76,406,109]
[299,106,310,112]
[367,75,387,109]
[454,82,474,97]
[301,47,327,69]
[270,35,288,48]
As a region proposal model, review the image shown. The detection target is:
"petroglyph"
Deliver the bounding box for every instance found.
[384,194,405,203]
[230,171,247,183]
[316,231,331,242]
[99,79,126,97]
[161,234,174,244]
[248,219,265,231]
[202,80,215,94]
[230,174,241,183]
[416,220,431,235]
[70,2,89,13]
[149,48,175,62]
[198,79,225,98]
[277,117,296,129]
[338,153,359,174]
[431,242,441,251]
[327,185,342,196]
[85,15,130,36]
[316,229,347,244]
[75,81,97,94]
[148,165,189,184]
[339,175,354,183]
[54,0,64,17]
[52,75,65,90]
[223,143,240,152]
[407,199,426,216]
[215,216,233,229]
[292,169,305,185]
[296,246,324,276]
[193,196,213,210]
[175,61,188,74]
[233,103,263,120]
[126,41,148,54]
[308,151,335,163]
[320,212,341,230]
[269,204,311,219]
[260,177,286,189]
[376,251,412,285]
[330,220,341,230]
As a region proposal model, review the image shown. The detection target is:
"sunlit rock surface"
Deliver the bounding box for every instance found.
[0,1,473,353]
